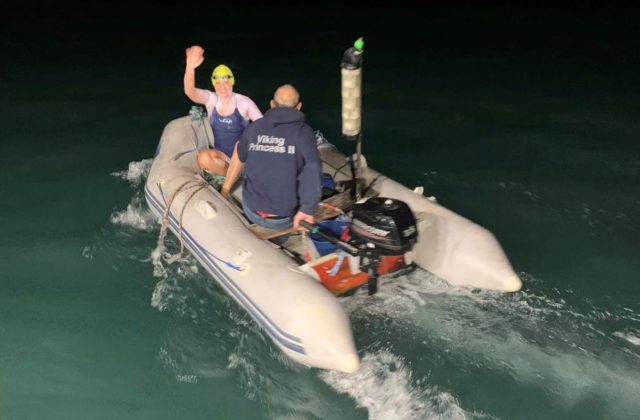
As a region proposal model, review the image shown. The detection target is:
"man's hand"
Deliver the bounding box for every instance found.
[293,211,315,230]
[185,45,205,69]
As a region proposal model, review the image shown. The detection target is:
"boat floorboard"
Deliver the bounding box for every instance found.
[248,190,354,240]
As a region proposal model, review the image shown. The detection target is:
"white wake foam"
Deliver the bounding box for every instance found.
[109,194,157,231]
[337,269,640,419]
[321,351,470,420]
[111,158,153,187]
[613,331,640,347]
[110,159,157,230]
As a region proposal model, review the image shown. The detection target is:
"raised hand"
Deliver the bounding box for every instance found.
[185,45,205,69]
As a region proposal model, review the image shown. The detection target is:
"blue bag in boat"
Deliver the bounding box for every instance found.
[310,218,349,256]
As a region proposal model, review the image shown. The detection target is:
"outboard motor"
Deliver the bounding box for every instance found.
[350,197,417,254]
[300,197,417,296]
[348,197,418,294]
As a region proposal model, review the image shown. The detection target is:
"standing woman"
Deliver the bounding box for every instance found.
[183,45,263,176]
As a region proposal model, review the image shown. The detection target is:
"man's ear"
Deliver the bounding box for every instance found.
[295,102,302,111]
[270,99,276,109]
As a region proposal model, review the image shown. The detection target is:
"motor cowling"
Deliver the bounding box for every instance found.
[349,197,418,255]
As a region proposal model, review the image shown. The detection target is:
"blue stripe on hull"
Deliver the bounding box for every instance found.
[144,185,306,355]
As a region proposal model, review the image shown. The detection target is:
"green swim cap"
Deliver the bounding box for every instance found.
[211,64,235,86]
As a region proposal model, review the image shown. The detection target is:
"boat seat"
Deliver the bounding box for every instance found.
[248,189,355,240]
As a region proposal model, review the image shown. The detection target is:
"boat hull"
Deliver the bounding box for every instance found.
[144,114,521,372]
[145,116,359,373]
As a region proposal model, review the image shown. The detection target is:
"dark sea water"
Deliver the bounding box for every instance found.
[2,5,639,419]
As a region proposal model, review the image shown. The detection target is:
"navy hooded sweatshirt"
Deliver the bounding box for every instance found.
[237,107,321,217]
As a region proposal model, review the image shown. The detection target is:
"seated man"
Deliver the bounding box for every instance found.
[222,84,321,231]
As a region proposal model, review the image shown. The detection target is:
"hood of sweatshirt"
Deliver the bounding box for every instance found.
[263,107,305,127]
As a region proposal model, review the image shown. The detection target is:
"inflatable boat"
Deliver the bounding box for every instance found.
[144,39,521,373]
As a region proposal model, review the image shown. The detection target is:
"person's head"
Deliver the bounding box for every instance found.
[211,64,235,98]
[270,84,302,111]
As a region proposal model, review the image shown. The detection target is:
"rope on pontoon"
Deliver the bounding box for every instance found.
[157,179,208,264]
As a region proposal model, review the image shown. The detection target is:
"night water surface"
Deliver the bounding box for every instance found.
[1,5,639,419]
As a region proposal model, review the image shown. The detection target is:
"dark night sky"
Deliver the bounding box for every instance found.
[5,2,638,50]
[2,2,637,118]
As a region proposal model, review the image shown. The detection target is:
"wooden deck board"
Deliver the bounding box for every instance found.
[248,190,355,240]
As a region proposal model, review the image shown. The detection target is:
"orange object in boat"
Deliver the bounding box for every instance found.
[310,254,407,295]
[378,255,406,275]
